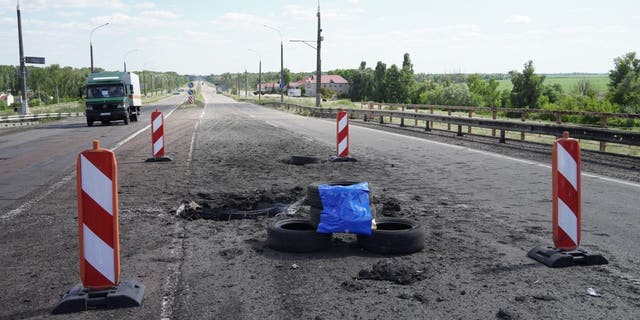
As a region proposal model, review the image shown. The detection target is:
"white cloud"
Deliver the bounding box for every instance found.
[141,10,181,20]
[281,5,364,22]
[504,15,532,24]
[599,25,625,33]
[55,11,84,18]
[209,12,274,29]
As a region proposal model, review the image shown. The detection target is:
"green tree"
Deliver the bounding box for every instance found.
[543,83,563,104]
[400,53,415,103]
[509,60,545,108]
[607,52,640,111]
[385,65,402,103]
[466,74,501,107]
[373,61,387,102]
[282,68,291,88]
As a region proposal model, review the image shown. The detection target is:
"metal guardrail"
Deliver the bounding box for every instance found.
[0,112,85,123]
[263,102,640,148]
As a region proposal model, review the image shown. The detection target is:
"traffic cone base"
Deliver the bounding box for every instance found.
[527,246,608,268]
[52,280,145,314]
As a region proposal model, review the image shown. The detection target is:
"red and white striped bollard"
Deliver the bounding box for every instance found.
[337,111,349,157]
[77,140,120,289]
[552,131,581,251]
[146,109,172,162]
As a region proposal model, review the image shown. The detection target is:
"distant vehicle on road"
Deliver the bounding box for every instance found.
[84,72,142,126]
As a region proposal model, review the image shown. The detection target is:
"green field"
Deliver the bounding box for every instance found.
[497,74,609,96]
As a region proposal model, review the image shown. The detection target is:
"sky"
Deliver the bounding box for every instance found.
[0,0,639,76]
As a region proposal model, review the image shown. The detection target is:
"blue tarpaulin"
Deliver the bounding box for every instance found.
[317,182,372,235]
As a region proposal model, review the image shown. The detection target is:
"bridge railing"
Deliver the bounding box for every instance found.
[263,102,640,152]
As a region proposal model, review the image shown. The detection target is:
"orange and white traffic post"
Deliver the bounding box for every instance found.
[146,109,172,162]
[77,140,121,289]
[336,111,349,157]
[53,140,144,314]
[552,131,581,251]
[527,131,607,268]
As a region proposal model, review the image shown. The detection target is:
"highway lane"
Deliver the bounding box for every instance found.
[0,94,186,216]
[233,101,640,274]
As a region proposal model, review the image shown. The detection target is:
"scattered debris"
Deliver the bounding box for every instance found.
[219,248,244,260]
[532,294,556,301]
[291,264,299,269]
[357,259,426,285]
[341,280,366,292]
[496,308,514,320]
[587,288,602,297]
[176,189,303,220]
[328,155,357,162]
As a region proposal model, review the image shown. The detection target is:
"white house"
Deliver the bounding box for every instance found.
[302,75,349,97]
[0,93,14,106]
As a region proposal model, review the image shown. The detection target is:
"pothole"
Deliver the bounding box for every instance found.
[176,188,305,221]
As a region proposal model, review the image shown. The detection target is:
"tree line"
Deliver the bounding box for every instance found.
[0,64,190,107]
[329,52,640,115]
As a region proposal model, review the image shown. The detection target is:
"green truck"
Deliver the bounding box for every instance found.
[85,72,141,126]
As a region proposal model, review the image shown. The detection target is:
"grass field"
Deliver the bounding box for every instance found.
[497,74,609,96]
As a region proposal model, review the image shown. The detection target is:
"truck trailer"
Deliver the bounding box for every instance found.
[85,72,142,126]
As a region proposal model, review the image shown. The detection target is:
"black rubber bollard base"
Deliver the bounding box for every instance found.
[527,245,608,268]
[52,279,145,314]
[145,156,172,162]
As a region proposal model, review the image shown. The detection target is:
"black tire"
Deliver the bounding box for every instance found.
[266,218,332,253]
[306,181,364,208]
[87,118,93,127]
[130,114,138,122]
[309,204,376,227]
[357,218,424,254]
[289,155,320,165]
[309,207,321,226]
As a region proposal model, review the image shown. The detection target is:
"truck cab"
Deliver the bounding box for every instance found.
[85,72,142,126]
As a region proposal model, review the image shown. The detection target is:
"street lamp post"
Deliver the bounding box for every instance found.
[90,22,109,73]
[123,49,139,72]
[16,1,28,114]
[264,24,284,103]
[248,49,262,101]
[289,5,322,107]
[315,4,322,108]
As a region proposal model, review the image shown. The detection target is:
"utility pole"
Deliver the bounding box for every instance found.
[244,69,248,98]
[316,3,322,108]
[264,25,285,103]
[16,1,28,114]
[258,60,262,101]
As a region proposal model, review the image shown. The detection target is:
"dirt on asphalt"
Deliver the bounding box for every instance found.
[1,87,639,320]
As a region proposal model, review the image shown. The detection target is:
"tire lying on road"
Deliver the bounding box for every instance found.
[357,218,424,254]
[266,218,332,253]
[306,181,363,208]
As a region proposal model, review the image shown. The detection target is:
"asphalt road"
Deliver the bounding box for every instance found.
[0,94,186,215]
[0,85,638,319]
[243,101,640,267]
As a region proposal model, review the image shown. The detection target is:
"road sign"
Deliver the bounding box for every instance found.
[188,89,194,95]
[188,82,194,88]
[279,82,285,89]
[25,56,45,64]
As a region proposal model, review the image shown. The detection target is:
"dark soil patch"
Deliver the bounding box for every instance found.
[357,259,427,285]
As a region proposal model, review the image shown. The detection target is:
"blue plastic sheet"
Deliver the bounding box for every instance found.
[317,182,372,235]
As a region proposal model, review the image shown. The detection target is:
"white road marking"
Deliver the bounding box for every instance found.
[1,102,182,220]
[353,124,640,189]
[265,121,280,128]
[161,92,210,320]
